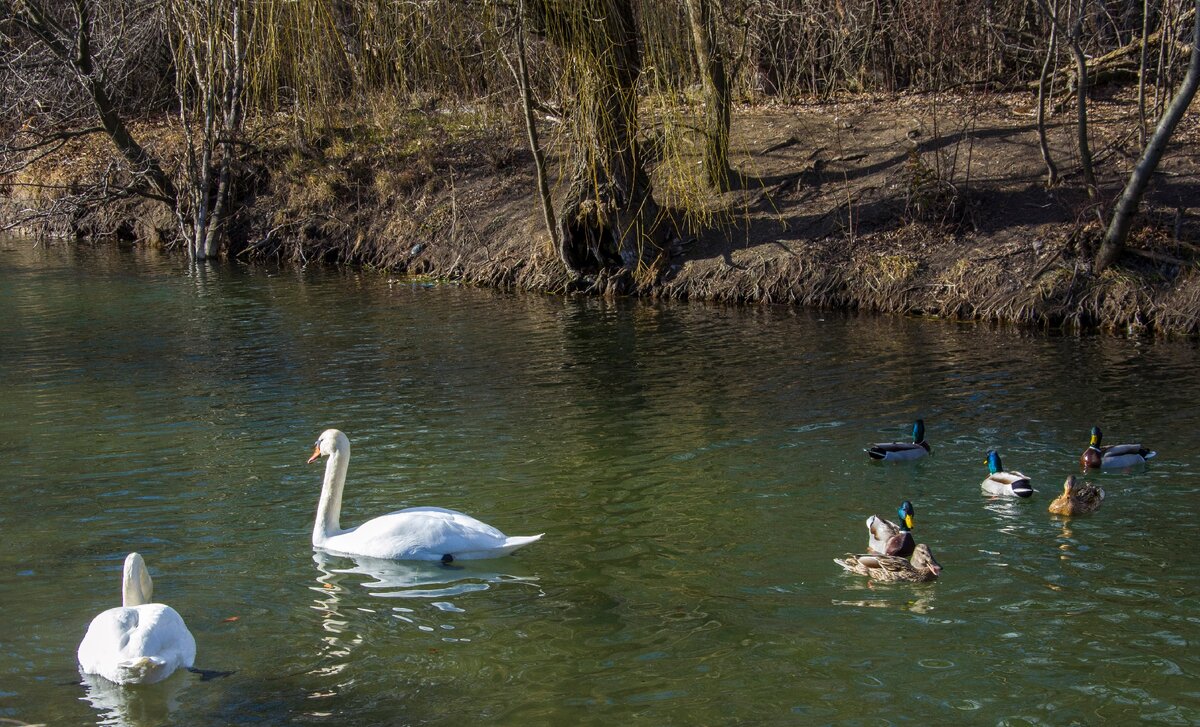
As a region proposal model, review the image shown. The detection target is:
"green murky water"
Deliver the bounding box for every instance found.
[1,241,1198,725]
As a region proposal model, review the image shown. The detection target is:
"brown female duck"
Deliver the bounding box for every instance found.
[834,543,942,583]
[1048,474,1105,516]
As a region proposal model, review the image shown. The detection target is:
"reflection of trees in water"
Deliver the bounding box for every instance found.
[79,669,188,727]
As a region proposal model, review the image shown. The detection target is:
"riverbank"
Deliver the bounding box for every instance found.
[6,89,1200,335]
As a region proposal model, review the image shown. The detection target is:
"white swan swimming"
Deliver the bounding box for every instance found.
[307,429,543,562]
[77,552,196,685]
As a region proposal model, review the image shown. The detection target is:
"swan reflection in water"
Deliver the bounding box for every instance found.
[312,550,541,599]
[308,551,542,675]
[79,669,188,727]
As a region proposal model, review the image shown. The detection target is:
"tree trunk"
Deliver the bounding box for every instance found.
[539,0,664,281]
[1068,0,1098,198]
[1137,0,1151,144]
[1037,0,1061,187]
[684,0,732,190]
[1096,0,1200,272]
[515,0,558,251]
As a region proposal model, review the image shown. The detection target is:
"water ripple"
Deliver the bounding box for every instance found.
[2,243,1199,726]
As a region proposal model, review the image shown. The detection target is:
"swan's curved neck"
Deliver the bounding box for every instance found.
[314,442,349,546]
[122,553,153,607]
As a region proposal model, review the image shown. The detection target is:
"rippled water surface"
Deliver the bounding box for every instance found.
[2,241,1198,725]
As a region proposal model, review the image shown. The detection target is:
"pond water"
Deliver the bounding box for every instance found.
[1,241,1198,726]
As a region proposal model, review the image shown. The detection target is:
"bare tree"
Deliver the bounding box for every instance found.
[514,0,558,250]
[1034,0,1099,198]
[1096,0,1200,272]
[1137,0,1152,143]
[1037,0,1062,187]
[170,0,249,260]
[1067,0,1099,198]
[1,0,177,206]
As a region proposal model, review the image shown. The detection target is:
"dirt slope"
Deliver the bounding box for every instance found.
[7,89,1200,335]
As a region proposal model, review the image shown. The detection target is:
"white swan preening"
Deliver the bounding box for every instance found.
[77,552,196,686]
[307,429,543,562]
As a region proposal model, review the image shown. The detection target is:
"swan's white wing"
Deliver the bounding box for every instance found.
[78,605,195,685]
[324,507,544,561]
[79,608,137,681]
[327,506,530,561]
[389,507,508,538]
[125,605,196,671]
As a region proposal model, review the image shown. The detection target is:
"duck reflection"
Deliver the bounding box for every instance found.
[1056,521,1075,560]
[830,595,938,614]
[79,669,187,727]
[983,497,1025,532]
[831,578,938,614]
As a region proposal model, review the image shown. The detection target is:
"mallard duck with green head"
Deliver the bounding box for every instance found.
[1048,475,1105,516]
[866,500,916,556]
[1081,426,1156,470]
[982,450,1034,498]
[866,419,931,461]
[834,543,942,583]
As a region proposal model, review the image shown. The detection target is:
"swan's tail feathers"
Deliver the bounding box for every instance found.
[116,655,171,684]
[453,533,544,560]
[499,533,544,555]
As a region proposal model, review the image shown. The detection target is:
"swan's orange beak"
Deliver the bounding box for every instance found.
[307,445,322,464]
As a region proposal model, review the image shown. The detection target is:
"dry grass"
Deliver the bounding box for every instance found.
[7,87,1199,337]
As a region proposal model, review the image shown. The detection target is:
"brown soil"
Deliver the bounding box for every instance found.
[7,88,1200,335]
[370,88,1200,335]
[650,89,1200,333]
